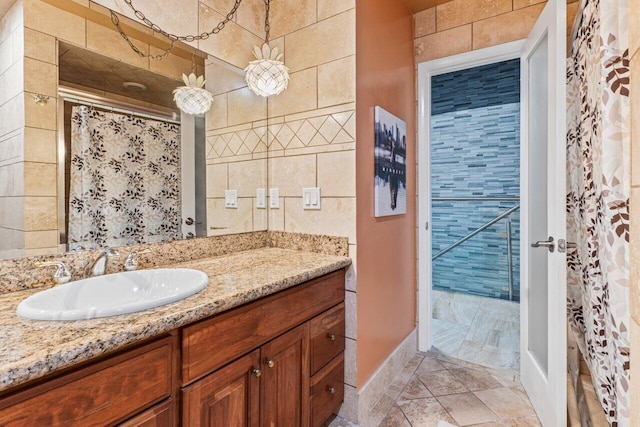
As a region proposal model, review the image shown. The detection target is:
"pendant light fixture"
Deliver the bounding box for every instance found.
[244,0,290,97]
[111,0,244,115]
[173,73,214,115]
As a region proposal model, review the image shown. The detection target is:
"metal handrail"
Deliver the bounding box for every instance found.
[432,204,520,261]
[432,197,519,202]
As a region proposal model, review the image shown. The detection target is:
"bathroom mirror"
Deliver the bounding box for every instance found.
[0,0,268,259]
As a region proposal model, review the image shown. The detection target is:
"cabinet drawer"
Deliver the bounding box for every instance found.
[309,303,345,375]
[0,337,173,427]
[119,399,174,427]
[310,353,344,427]
[182,270,345,384]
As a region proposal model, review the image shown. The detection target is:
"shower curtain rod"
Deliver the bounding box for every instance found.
[58,87,181,125]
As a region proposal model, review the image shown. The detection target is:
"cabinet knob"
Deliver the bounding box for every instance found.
[327,386,336,394]
[252,368,262,378]
[266,359,275,369]
[327,333,336,341]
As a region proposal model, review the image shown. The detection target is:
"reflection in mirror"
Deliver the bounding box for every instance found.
[0,0,268,259]
[59,42,197,250]
[203,58,268,237]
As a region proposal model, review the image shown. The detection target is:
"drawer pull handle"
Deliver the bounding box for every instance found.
[327,333,336,341]
[266,359,275,369]
[327,386,336,394]
[252,368,262,378]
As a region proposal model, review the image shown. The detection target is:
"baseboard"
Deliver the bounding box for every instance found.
[342,327,417,426]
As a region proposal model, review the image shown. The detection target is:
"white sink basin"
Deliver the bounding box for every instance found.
[17,269,209,321]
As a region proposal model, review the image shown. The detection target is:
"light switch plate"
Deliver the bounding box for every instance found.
[256,188,266,209]
[225,190,238,208]
[302,187,321,210]
[269,188,280,209]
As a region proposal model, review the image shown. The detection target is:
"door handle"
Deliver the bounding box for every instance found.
[557,239,577,253]
[531,236,554,252]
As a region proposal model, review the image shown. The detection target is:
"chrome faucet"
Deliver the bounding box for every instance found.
[34,261,72,284]
[87,248,119,276]
[124,248,151,271]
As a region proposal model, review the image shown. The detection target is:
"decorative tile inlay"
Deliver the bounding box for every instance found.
[269,110,355,150]
[206,107,356,163]
[207,124,268,161]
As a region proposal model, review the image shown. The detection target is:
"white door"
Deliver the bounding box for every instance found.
[519,0,567,425]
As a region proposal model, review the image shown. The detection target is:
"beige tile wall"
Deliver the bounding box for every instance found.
[629,0,639,421]
[414,0,579,63]
[265,2,356,244]
[0,0,217,257]
[0,1,26,258]
[204,55,268,236]
[203,1,358,244]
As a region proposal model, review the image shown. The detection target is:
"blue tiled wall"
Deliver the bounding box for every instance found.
[430,59,520,301]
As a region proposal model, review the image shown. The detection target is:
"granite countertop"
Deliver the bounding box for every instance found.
[0,248,351,393]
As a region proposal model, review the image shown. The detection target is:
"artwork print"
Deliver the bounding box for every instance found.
[374,106,407,217]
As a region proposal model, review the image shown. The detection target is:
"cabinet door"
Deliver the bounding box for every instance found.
[119,399,174,427]
[182,349,260,427]
[261,323,310,427]
[0,337,173,427]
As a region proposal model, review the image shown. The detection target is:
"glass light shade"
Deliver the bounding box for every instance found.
[173,73,214,115]
[245,59,290,97]
[173,86,213,115]
[245,43,290,97]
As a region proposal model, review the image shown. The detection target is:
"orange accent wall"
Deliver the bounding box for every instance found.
[355,0,417,386]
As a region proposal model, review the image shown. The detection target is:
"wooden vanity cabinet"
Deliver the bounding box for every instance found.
[0,336,176,427]
[181,270,345,427]
[0,269,346,427]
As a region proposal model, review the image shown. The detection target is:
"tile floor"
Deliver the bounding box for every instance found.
[330,350,539,427]
[431,290,520,371]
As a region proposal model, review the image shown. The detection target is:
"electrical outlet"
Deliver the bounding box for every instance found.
[256,188,266,209]
[269,188,280,209]
[302,188,321,210]
[225,190,238,208]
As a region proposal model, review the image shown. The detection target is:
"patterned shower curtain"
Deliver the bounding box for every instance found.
[566,0,630,425]
[68,105,182,249]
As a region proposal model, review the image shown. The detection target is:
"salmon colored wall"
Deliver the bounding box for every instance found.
[355,0,416,386]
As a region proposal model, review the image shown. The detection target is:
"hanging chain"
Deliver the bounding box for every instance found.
[111,0,243,60]
[110,11,175,60]
[264,0,270,44]
[123,0,243,42]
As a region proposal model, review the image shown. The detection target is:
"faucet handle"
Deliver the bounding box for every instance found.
[34,261,72,285]
[104,247,119,256]
[124,248,151,271]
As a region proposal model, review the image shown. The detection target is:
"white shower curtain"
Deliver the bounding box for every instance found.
[68,105,182,249]
[566,0,630,425]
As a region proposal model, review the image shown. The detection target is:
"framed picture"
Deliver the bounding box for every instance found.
[374,106,407,217]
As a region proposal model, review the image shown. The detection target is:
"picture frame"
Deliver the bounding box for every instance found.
[374,106,407,217]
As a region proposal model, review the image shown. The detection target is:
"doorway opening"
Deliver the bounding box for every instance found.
[417,41,525,373]
[430,58,521,370]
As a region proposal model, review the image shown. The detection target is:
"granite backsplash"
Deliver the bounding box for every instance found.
[0,231,349,294]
